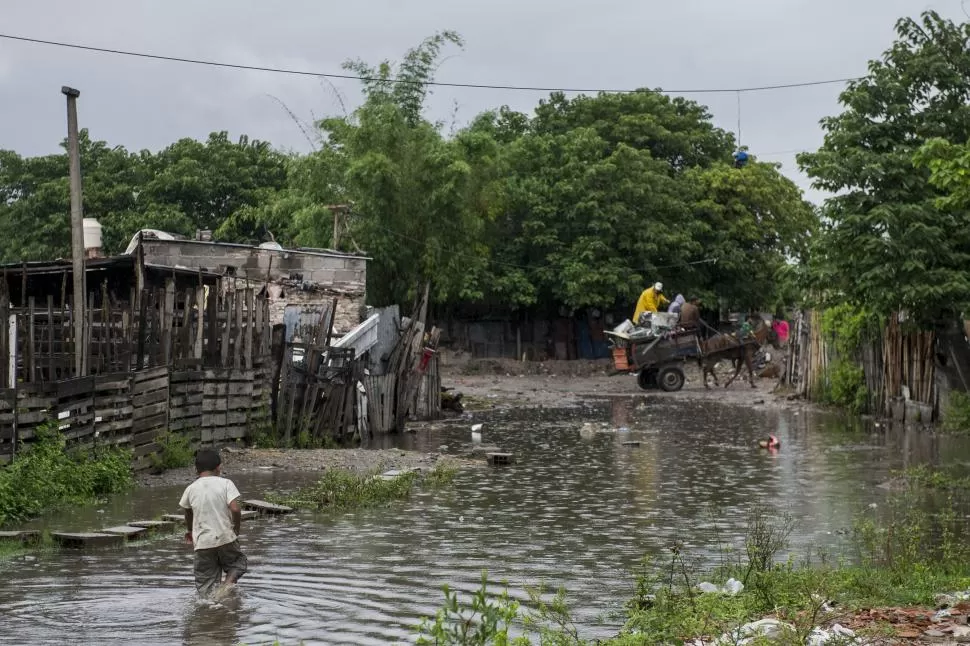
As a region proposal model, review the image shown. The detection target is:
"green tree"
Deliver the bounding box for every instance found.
[145,131,288,233]
[685,161,817,310]
[309,31,491,307]
[798,11,970,323]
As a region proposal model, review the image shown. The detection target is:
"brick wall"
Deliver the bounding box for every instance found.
[139,239,367,333]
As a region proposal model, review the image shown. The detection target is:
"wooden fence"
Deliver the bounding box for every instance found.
[787,309,939,420]
[0,281,271,385]
[0,280,274,467]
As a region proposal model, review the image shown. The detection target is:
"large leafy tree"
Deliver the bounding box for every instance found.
[145,132,288,232]
[303,32,492,307]
[0,130,290,260]
[798,11,970,323]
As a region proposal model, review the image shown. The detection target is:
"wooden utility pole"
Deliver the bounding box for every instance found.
[62,86,86,377]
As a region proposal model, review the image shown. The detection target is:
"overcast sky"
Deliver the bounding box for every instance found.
[0,0,961,204]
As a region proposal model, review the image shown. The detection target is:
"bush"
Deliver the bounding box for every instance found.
[943,390,970,433]
[826,360,868,414]
[0,423,132,527]
[150,432,194,471]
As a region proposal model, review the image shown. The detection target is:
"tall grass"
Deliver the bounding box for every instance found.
[0,423,132,527]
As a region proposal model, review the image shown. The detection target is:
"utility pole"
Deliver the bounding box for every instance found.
[62,86,86,377]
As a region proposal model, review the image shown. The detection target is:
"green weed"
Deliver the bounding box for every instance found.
[150,431,195,471]
[943,390,970,434]
[268,463,458,512]
[0,423,132,527]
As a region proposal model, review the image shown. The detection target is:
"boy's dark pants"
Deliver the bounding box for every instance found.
[194,540,247,595]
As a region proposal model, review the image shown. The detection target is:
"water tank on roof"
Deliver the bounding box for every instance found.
[83,218,102,251]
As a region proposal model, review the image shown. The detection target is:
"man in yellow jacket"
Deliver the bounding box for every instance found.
[633,282,669,324]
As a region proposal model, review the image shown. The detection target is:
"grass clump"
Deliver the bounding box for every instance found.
[414,472,970,645]
[0,423,132,527]
[943,390,970,433]
[269,462,458,512]
[150,431,194,471]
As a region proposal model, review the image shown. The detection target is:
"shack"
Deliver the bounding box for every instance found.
[130,231,369,336]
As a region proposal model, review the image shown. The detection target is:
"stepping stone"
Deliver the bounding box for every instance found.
[162,514,186,524]
[241,510,259,521]
[0,530,42,545]
[242,500,293,515]
[486,452,515,466]
[52,532,125,549]
[622,441,641,447]
[101,526,150,541]
[128,520,176,532]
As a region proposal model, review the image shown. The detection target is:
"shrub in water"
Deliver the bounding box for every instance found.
[0,423,132,527]
[150,432,194,471]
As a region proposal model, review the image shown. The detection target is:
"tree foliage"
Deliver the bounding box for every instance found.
[0,33,816,317]
[799,11,970,324]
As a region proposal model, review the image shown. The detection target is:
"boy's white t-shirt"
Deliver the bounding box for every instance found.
[179,475,241,550]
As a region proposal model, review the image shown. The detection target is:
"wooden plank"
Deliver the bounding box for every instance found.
[131,376,169,395]
[132,388,168,408]
[244,288,254,370]
[133,365,169,384]
[52,532,126,548]
[221,290,232,368]
[133,401,169,421]
[128,520,176,532]
[132,442,160,459]
[100,525,150,540]
[242,500,294,515]
[233,290,243,370]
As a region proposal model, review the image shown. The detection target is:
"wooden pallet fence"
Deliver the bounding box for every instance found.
[92,373,134,446]
[56,376,96,442]
[169,370,204,446]
[200,368,253,446]
[131,367,170,470]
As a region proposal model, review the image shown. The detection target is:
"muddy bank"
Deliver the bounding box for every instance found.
[442,358,807,412]
[137,447,444,488]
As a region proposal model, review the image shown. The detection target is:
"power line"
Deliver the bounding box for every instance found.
[0,32,863,95]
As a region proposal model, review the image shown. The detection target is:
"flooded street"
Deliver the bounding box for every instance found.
[1,396,966,646]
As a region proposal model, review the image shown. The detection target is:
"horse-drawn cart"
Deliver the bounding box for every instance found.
[606,329,700,392]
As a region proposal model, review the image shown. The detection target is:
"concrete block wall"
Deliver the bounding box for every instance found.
[140,239,367,333]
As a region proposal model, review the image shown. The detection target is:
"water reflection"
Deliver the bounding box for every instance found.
[1,397,969,645]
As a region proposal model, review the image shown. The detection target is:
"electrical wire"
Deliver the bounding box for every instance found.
[0,32,863,95]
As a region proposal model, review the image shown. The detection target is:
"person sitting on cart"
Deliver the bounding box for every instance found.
[679,297,701,332]
[668,294,686,315]
[633,282,669,325]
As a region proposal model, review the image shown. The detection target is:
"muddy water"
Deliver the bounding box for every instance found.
[1,397,967,646]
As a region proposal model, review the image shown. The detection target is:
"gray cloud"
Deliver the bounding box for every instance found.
[0,0,959,204]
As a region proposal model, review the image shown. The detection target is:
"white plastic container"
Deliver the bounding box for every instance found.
[82,218,102,251]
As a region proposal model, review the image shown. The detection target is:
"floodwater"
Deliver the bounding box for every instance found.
[1,396,968,646]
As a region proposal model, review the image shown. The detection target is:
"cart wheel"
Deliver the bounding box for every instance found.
[637,368,658,391]
[658,365,686,392]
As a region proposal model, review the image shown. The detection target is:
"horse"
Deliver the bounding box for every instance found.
[698,319,779,389]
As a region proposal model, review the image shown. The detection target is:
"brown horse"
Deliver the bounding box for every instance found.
[698,319,778,389]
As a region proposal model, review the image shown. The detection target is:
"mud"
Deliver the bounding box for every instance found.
[137,447,443,488]
[442,357,808,413]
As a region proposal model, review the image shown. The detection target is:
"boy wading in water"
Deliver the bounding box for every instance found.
[180,450,248,599]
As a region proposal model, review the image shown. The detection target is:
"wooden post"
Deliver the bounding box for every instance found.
[244,288,254,370]
[162,280,175,365]
[62,86,87,377]
[27,297,35,383]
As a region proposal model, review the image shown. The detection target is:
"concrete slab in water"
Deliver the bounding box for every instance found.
[486,452,515,466]
[128,520,176,532]
[0,530,42,545]
[52,532,125,549]
[242,500,293,515]
[622,441,641,447]
[241,510,259,521]
[101,526,150,540]
[162,514,186,524]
